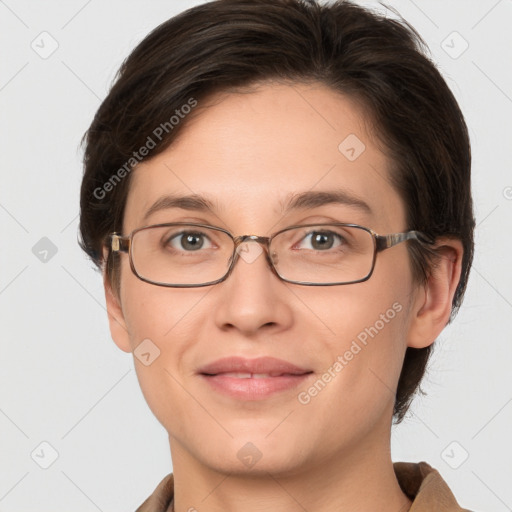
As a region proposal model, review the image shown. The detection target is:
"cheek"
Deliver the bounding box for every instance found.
[279,282,411,465]
[119,263,205,344]
[294,263,411,353]
[296,271,412,405]
[119,275,210,425]
[293,299,407,453]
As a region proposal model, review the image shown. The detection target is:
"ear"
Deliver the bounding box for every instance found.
[102,246,132,353]
[407,238,463,349]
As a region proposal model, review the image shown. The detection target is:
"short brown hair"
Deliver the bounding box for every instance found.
[79,0,475,423]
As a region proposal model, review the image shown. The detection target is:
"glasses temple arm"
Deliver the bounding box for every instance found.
[109,233,130,253]
[375,231,434,251]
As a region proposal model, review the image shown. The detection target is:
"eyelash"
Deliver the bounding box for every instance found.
[163,228,347,253]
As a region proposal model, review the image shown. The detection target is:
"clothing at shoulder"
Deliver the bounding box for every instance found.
[135,472,174,512]
[135,461,474,512]
[393,461,474,511]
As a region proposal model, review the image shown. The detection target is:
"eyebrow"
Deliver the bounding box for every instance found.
[142,188,372,222]
[281,189,372,215]
[142,194,218,222]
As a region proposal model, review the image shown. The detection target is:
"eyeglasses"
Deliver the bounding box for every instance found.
[107,222,433,287]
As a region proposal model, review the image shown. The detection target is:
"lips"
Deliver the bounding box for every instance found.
[198,356,313,400]
[198,356,311,377]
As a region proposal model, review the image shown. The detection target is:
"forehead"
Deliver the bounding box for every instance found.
[123,81,406,234]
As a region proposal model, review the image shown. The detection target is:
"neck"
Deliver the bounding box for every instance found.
[168,432,412,512]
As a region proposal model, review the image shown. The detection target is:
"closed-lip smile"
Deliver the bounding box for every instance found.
[198,356,314,400]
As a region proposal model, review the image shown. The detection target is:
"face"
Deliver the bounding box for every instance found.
[108,81,422,477]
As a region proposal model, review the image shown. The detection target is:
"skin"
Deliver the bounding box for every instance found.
[103,81,463,512]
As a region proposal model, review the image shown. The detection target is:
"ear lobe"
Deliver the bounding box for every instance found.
[102,246,132,353]
[407,239,463,349]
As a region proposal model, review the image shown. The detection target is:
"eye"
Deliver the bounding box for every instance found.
[165,230,214,252]
[296,230,345,251]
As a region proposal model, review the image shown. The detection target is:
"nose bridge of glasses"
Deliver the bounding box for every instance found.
[233,234,271,247]
[231,234,278,268]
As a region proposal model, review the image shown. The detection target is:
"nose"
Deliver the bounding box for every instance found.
[231,235,280,277]
[212,238,293,336]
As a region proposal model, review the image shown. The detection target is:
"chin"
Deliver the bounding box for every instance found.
[196,432,310,477]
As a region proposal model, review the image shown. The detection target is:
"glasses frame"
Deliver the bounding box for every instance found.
[107,222,434,288]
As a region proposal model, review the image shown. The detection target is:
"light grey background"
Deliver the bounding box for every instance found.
[1,0,511,510]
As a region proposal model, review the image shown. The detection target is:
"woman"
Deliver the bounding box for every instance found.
[79,0,476,510]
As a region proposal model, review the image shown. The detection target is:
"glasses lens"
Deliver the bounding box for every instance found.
[131,224,234,286]
[130,223,375,286]
[270,225,375,284]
